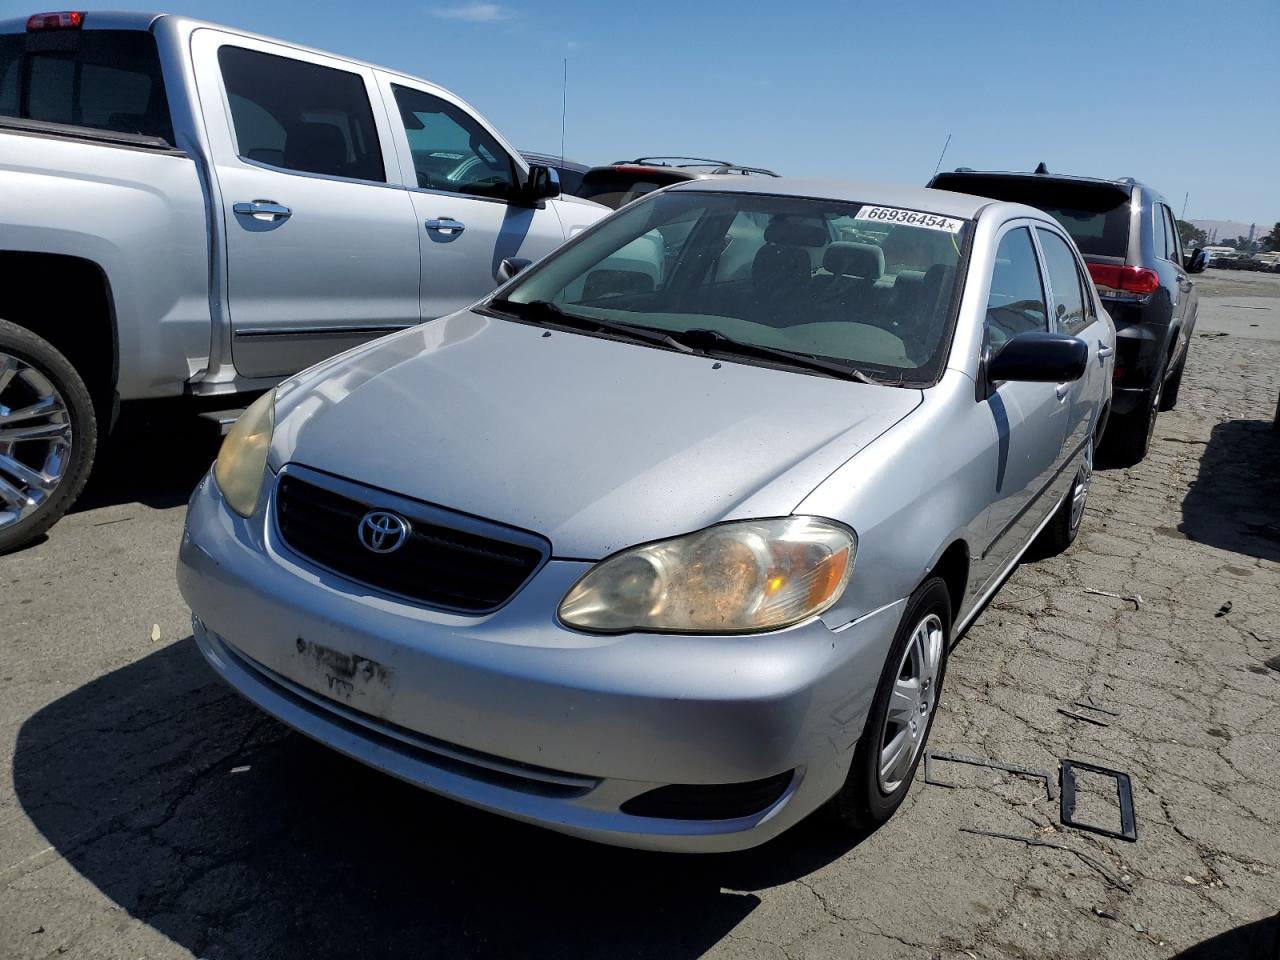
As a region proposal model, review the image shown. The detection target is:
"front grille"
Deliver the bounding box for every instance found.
[275,471,547,612]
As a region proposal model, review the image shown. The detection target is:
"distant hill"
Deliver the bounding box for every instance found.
[1191,219,1259,243]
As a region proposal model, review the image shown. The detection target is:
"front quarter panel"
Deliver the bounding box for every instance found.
[805,369,995,629]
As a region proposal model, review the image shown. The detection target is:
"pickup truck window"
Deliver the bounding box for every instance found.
[218,46,384,183]
[0,30,173,143]
[392,84,516,201]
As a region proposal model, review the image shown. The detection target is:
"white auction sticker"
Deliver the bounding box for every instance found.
[854,205,965,233]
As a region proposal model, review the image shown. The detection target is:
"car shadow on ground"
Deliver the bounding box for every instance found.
[70,401,237,516]
[1178,419,1280,564]
[13,638,875,959]
[1170,913,1279,959]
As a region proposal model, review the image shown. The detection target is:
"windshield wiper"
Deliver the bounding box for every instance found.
[489,299,693,353]
[666,328,881,384]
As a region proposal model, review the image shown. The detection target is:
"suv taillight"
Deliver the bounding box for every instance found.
[26,10,84,30]
[1087,263,1160,298]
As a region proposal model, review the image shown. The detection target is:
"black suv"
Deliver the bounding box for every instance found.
[578,157,779,209]
[929,167,1207,464]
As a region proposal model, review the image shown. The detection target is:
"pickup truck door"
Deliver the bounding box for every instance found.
[190,30,420,380]
[375,74,569,320]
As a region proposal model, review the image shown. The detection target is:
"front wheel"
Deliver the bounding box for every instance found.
[0,319,97,554]
[831,577,951,831]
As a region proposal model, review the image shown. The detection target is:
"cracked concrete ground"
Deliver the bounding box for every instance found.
[2,271,1278,959]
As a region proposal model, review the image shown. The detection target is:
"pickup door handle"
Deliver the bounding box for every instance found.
[1097,342,1115,359]
[1055,383,1071,400]
[425,218,465,236]
[233,200,292,221]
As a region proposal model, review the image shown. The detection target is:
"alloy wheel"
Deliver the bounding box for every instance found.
[0,352,74,532]
[878,612,945,793]
[1069,437,1094,531]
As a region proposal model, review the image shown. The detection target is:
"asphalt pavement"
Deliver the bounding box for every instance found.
[1,272,1277,959]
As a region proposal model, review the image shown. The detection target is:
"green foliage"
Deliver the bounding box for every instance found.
[1177,220,1207,247]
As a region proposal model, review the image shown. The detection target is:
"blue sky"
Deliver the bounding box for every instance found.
[6,0,1277,225]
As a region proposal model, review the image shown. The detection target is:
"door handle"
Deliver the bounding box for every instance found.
[1055,383,1071,401]
[425,218,465,235]
[1097,342,1114,359]
[233,200,292,221]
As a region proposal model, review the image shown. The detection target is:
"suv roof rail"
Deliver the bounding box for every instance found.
[621,156,730,167]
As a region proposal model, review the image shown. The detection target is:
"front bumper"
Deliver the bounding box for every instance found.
[177,472,903,852]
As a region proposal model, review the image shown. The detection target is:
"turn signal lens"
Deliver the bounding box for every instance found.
[558,517,856,634]
[213,390,276,517]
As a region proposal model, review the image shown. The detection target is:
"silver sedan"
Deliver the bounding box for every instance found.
[178,180,1114,852]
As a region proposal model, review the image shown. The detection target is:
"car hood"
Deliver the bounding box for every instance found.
[271,311,921,558]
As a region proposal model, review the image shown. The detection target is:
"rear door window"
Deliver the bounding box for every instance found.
[1036,229,1090,335]
[0,29,173,142]
[218,46,384,182]
[986,227,1048,346]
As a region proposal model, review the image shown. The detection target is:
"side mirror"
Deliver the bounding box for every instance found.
[496,257,532,283]
[518,164,561,205]
[986,332,1088,385]
[1185,247,1208,274]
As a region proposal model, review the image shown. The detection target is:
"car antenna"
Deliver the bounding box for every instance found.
[1034,161,1050,174]
[931,132,952,179]
[559,57,567,173]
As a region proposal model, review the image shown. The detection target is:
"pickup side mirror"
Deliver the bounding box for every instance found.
[1185,247,1208,274]
[496,257,532,283]
[987,331,1088,384]
[517,164,561,205]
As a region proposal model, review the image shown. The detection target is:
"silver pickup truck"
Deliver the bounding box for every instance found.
[0,10,606,552]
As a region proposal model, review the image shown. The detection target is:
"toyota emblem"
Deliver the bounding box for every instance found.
[357,510,411,554]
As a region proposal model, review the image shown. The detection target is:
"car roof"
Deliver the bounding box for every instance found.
[666,178,995,219]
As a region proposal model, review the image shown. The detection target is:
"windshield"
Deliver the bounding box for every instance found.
[578,168,691,209]
[499,190,970,381]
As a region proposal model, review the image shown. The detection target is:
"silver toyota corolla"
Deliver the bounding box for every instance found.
[178,180,1114,852]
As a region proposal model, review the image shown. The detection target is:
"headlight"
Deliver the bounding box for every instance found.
[213,389,275,517]
[559,517,856,634]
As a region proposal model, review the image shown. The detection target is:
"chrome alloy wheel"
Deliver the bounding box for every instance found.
[878,612,945,793]
[1070,436,1094,532]
[0,352,74,531]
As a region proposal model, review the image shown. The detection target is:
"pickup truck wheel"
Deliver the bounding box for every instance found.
[830,577,950,832]
[0,320,97,554]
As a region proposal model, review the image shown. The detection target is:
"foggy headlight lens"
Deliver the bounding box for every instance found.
[213,389,276,517]
[558,517,856,634]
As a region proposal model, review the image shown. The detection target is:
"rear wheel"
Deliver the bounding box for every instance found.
[1159,352,1186,411]
[1036,433,1093,555]
[1102,365,1163,467]
[0,319,97,554]
[831,577,950,831]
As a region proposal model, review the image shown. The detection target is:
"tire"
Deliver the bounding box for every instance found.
[0,319,97,554]
[1036,431,1093,555]
[1159,352,1185,411]
[831,577,951,831]
[1101,363,1164,467]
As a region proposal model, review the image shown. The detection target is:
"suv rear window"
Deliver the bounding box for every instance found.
[0,29,173,143]
[931,174,1130,258]
[578,168,690,209]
